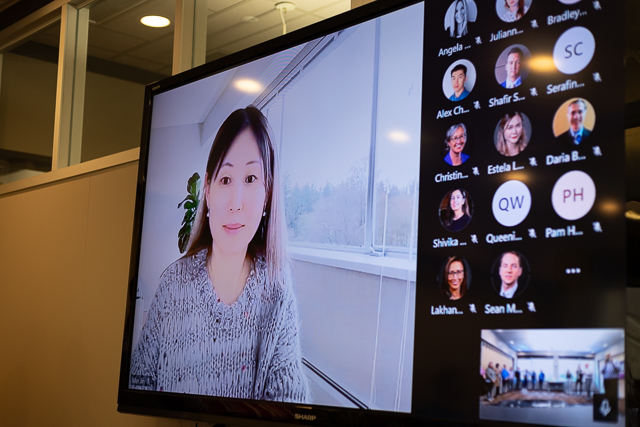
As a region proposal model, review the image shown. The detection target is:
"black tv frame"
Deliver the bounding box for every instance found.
[118,1,428,426]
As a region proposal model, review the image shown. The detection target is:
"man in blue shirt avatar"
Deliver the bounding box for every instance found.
[449,64,470,101]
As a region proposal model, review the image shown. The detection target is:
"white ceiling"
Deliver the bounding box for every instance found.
[492,329,624,355]
[27,0,350,77]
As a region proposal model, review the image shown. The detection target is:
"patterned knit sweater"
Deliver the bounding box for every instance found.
[130,249,309,403]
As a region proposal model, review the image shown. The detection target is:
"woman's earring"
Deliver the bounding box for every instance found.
[263,211,266,217]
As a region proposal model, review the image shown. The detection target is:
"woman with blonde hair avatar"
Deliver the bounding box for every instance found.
[130,106,309,403]
[447,0,469,38]
[496,112,528,157]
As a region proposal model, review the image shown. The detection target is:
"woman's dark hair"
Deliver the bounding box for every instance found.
[504,0,526,19]
[186,106,288,285]
[441,256,467,298]
[443,188,470,227]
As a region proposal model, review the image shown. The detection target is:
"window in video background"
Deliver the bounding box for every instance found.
[259,4,423,412]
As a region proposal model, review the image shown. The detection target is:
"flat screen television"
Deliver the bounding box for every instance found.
[118,0,628,426]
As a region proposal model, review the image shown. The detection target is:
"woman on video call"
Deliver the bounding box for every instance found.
[500,0,528,23]
[441,256,467,300]
[447,0,469,38]
[130,106,309,403]
[495,111,528,157]
[443,189,471,232]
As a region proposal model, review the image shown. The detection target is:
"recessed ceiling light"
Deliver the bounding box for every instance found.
[241,16,259,23]
[235,79,262,93]
[388,131,409,143]
[141,16,170,28]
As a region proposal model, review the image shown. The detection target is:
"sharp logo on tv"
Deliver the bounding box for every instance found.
[295,414,317,421]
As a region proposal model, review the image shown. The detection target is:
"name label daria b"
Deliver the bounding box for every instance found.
[546,151,587,165]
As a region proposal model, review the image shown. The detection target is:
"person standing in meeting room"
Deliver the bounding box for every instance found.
[497,251,523,299]
[576,365,584,395]
[584,363,593,398]
[601,353,621,395]
[449,64,470,101]
[558,99,592,145]
[444,123,470,166]
[500,47,524,89]
[485,362,497,401]
[501,365,510,393]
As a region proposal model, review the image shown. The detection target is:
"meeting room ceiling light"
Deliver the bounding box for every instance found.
[234,79,262,93]
[141,15,170,28]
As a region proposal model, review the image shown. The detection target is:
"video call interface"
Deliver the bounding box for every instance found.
[128,0,626,426]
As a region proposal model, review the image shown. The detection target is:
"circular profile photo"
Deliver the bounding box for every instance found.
[438,256,472,300]
[493,112,532,157]
[444,0,478,39]
[552,98,595,146]
[491,250,531,299]
[444,123,473,166]
[495,45,531,89]
[439,188,473,232]
[553,27,595,75]
[496,0,531,23]
[443,60,476,102]
[557,0,581,6]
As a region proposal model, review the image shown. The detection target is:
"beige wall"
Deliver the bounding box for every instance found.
[0,53,57,156]
[0,162,190,427]
[0,52,144,162]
